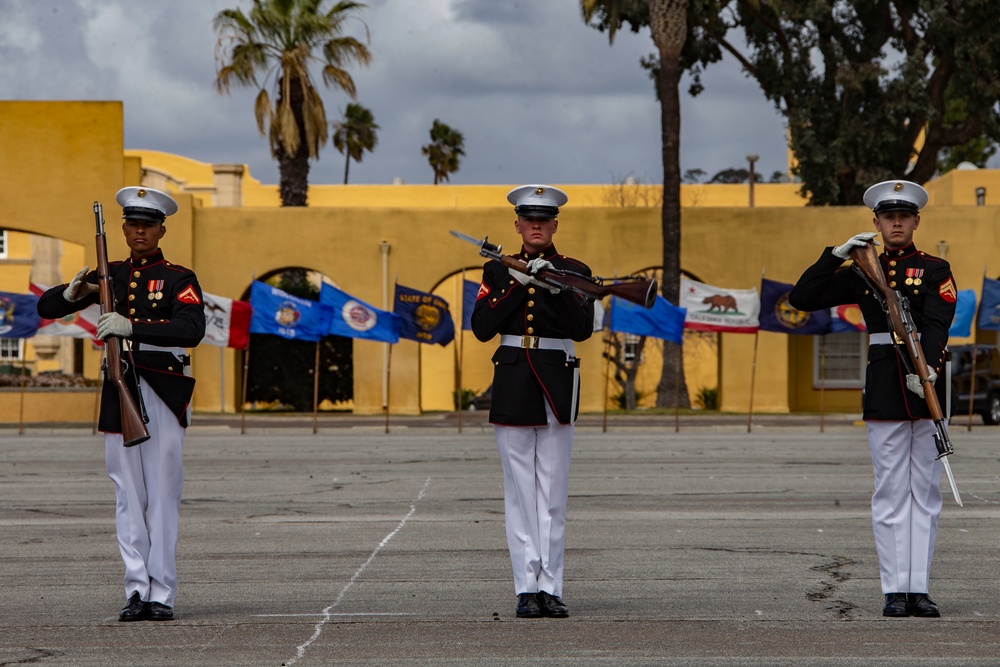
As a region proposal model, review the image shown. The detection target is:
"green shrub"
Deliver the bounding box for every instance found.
[695,386,718,410]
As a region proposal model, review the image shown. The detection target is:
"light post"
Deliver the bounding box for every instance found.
[976,187,986,206]
[747,154,759,207]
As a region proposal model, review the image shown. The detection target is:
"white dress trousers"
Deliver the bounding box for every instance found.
[105,381,185,607]
[493,401,573,597]
[866,420,943,595]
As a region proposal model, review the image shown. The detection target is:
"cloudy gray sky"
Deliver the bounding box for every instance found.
[2,0,792,187]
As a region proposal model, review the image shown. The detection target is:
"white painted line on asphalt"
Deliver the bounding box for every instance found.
[257,613,417,617]
[285,477,431,666]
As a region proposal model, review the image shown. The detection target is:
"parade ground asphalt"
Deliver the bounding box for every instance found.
[3,412,1000,666]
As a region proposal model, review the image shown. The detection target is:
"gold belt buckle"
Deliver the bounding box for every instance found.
[520,335,539,349]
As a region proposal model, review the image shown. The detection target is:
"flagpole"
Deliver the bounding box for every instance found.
[384,343,393,434]
[602,304,612,434]
[18,354,26,435]
[380,242,391,422]
[748,268,765,433]
[819,334,826,433]
[747,330,759,433]
[312,340,321,434]
[92,338,101,435]
[219,346,225,413]
[674,340,681,434]
[968,266,987,431]
[455,272,462,433]
[92,381,100,436]
[240,337,252,435]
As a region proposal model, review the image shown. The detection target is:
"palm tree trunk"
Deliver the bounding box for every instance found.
[343,153,351,185]
[277,75,310,206]
[654,47,690,409]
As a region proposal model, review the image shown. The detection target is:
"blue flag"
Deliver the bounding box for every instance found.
[608,295,686,344]
[319,283,401,343]
[949,289,976,337]
[393,284,455,346]
[978,277,1000,332]
[759,278,831,335]
[248,281,334,342]
[462,280,479,331]
[0,291,41,338]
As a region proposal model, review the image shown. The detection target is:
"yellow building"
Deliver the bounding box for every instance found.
[2,101,999,424]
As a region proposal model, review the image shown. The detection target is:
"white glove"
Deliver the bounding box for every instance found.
[905,369,938,398]
[63,266,98,302]
[508,266,531,286]
[97,312,133,340]
[525,258,561,294]
[832,231,880,259]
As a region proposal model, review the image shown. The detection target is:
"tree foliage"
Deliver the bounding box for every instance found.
[421,119,465,185]
[213,0,371,206]
[332,102,379,184]
[697,0,1000,205]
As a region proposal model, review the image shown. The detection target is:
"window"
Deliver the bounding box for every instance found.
[0,337,22,362]
[814,332,866,388]
[0,230,7,259]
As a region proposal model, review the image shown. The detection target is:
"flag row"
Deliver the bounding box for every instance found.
[607,276,1000,341]
[3,276,998,347]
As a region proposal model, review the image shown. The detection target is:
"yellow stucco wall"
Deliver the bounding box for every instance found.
[5,101,1000,424]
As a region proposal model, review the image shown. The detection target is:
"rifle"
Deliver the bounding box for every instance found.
[450,230,657,308]
[849,240,962,505]
[95,202,150,447]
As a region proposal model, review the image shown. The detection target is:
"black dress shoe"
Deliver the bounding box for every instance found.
[537,590,569,618]
[515,593,542,618]
[907,593,940,617]
[119,592,148,622]
[882,592,910,617]
[147,602,174,621]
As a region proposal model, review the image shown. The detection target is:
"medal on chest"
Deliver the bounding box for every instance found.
[904,268,923,286]
[147,279,165,301]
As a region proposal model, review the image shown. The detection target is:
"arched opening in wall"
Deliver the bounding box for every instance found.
[418,267,490,413]
[238,267,353,413]
[601,266,719,411]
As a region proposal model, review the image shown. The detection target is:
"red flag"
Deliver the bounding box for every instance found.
[203,292,252,349]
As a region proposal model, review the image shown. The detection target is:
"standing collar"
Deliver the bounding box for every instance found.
[129,249,164,267]
[880,243,917,260]
[518,244,558,261]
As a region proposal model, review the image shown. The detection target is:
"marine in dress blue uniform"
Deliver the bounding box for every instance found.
[472,185,595,618]
[37,187,205,621]
[789,180,957,618]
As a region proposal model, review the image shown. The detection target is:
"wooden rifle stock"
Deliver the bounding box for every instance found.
[850,241,953,457]
[95,202,150,447]
[450,229,658,308]
[498,256,658,308]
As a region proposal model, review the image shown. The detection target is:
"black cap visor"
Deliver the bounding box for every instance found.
[873,199,919,215]
[122,206,166,224]
[516,205,559,219]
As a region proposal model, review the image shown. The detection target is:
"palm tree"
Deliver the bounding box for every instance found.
[332,103,379,184]
[213,0,371,206]
[421,119,465,185]
[581,0,691,408]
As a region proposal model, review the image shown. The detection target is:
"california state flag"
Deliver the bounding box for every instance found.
[202,292,252,349]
